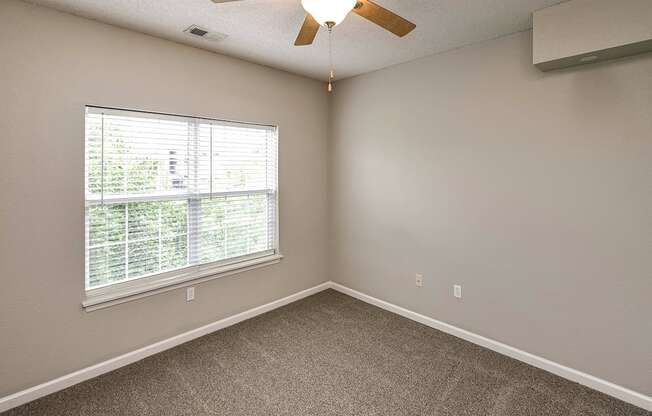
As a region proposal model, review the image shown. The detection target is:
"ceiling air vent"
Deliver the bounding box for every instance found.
[188,26,208,37]
[183,25,228,42]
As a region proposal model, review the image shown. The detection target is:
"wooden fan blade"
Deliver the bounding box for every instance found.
[353,0,415,37]
[294,14,320,46]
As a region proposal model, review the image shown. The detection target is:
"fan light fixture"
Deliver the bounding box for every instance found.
[211,0,417,93]
[300,0,357,27]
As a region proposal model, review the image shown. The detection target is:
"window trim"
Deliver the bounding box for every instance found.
[83,251,283,312]
[83,105,281,311]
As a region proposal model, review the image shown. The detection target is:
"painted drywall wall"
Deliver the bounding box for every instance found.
[329,31,652,395]
[0,0,329,396]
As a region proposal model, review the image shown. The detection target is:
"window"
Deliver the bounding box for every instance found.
[84,106,279,299]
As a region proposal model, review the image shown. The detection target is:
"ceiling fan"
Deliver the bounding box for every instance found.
[211,0,416,46]
[211,0,415,91]
[294,0,416,46]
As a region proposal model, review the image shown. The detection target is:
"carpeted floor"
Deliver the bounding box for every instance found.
[4,289,649,415]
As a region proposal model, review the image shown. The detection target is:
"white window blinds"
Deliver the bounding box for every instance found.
[85,106,278,290]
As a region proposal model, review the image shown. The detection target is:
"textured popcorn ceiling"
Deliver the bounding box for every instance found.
[25,0,566,81]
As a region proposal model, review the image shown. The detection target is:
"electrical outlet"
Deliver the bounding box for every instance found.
[415,273,423,287]
[186,286,195,302]
[453,285,462,299]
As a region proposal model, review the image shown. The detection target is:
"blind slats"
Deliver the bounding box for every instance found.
[85,107,278,290]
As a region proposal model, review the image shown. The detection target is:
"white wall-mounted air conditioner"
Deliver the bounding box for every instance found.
[533,0,652,71]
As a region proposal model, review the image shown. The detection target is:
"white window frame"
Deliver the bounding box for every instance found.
[83,106,281,311]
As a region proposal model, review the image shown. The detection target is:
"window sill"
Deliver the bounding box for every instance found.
[82,253,283,312]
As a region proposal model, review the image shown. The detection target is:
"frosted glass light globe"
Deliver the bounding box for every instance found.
[301,0,357,27]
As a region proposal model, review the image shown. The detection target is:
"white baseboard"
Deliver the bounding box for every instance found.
[0,282,331,413]
[329,282,652,412]
[2,281,650,413]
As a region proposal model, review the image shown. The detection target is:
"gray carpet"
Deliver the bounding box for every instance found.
[4,289,649,415]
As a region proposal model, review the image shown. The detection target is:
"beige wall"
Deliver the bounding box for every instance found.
[0,0,329,396]
[329,31,652,395]
[2,0,651,401]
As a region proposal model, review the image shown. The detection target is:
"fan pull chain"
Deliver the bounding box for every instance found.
[328,26,334,92]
